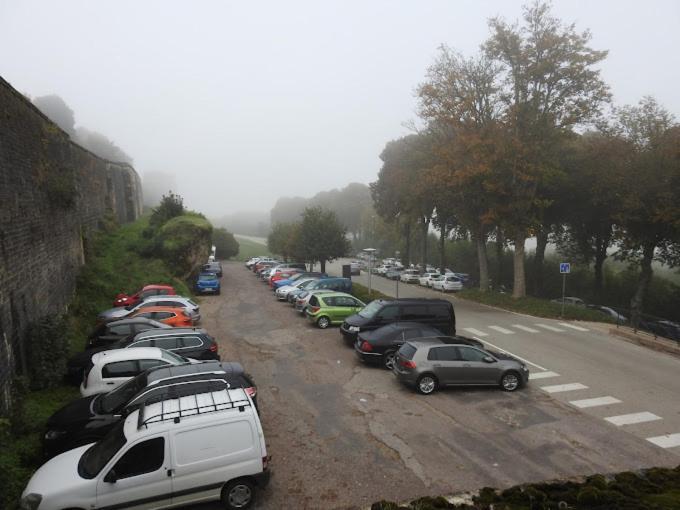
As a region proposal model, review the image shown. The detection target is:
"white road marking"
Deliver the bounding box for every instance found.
[463,328,488,337]
[605,412,662,426]
[536,323,565,332]
[488,325,515,335]
[559,322,590,331]
[474,337,548,371]
[541,383,589,393]
[529,371,560,380]
[647,433,680,449]
[570,396,622,408]
[513,324,540,333]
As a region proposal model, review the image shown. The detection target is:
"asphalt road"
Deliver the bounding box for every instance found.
[193,261,678,509]
[327,258,680,457]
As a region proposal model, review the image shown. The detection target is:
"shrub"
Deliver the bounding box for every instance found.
[213,227,239,259]
[149,191,184,229]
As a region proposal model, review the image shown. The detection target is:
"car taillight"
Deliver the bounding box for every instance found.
[400,359,416,369]
[209,343,218,353]
[310,306,320,313]
[245,386,257,398]
[360,341,373,352]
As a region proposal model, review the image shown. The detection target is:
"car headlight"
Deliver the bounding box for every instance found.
[44,429,66,441]
[348,326,360,333]
[20,493,42,510]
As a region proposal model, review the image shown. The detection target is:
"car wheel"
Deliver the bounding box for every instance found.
[416,374,438,395]
[500,371,521,392]
[317,316,330,329]
[383,349,397,370]
[222,478,255,509]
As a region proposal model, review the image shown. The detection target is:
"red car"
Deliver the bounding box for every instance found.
[269,270,301,289]
[112,284,176,308]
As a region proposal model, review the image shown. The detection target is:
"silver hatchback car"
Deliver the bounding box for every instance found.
[392,339,529,394]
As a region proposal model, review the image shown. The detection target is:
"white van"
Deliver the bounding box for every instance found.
[21,388,270,510]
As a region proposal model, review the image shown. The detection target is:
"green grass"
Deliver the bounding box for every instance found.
[351,282,390,304]
[0,215,198,509]
[457,289,615,323]
[233,235,271,262]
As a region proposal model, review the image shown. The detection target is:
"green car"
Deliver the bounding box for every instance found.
[306,292,366,329]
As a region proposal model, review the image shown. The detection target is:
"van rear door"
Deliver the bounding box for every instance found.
[169,417,262,507]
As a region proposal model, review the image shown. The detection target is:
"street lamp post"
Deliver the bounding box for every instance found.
[363,248,376,297]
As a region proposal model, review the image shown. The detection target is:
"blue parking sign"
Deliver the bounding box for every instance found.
[560,262,571,274]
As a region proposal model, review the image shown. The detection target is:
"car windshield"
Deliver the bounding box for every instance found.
[79,421,127,479]
[161,350,187,364]
[289,274,302,281]
[358,301,383,319]
[297,280,314,288]
[99,373,148,414]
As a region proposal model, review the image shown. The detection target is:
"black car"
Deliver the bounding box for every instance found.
[341,298,456,343]
[86,317,172,350]
[44,361,256,458]
[202,261,223,277]
[66,328,220,384]
[353,322,483,369]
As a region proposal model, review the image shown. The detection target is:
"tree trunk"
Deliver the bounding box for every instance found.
[320,259,326,274]
[512,233,527,298]
[593,230,611,299]
[533,228,548,297]
[630,242,655,329]
[496,226,504,290]
[439,226,447,273]
[422,217,430,268]
[476,233,489,292]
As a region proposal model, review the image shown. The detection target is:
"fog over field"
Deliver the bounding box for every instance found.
[1,0,679,217]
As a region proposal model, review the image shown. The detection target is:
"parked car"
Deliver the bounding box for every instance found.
[44,361,255,458]
[112,284,176,308]
[400,269,420,283]
[86,318,171,350]
[586,304,627,323]
[385,267,403,280]
[640,319,680,340]
[196,271,221,295]
[418,272,440,287]
[202,261,223,277]
[341,298,456,343]
[23,388,269,510]
[80,347,196,397]
[295,289,335,313]
[128,306,195,327]
[392,339,529,394]
[269,270,302,289]
[273,272,326,290]
[305,292,366,329]
[253,260,279,274]
[68,328,219,384]
[375,265,393,276]
[97,296,200,323]
[276,277,320,301]
[432,275,463,292]
[354,322,483,369]
[551,296,586,307]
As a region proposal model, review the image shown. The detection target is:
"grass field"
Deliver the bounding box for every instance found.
[234,235,271,261]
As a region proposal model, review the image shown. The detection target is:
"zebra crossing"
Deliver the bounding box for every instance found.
[463,321,585,337]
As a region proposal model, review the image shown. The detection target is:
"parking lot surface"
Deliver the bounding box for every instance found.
[196,262,678,509]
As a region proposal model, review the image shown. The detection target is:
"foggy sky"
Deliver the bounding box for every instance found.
[1,0,679,218]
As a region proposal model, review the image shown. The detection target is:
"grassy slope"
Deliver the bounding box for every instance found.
[234,235,271,262]
[0,215,194,509]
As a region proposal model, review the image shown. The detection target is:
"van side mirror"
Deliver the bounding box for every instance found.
[483,356,496,363]
[104,470,118,483]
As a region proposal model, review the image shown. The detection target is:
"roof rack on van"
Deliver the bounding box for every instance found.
[137,389,251,430]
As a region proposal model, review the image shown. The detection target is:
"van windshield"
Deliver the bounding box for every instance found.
[78,421,127,479]
[358,301,383,319]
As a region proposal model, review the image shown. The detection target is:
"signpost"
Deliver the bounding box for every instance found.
[559,262,571,317]
[363,248,376,297]
[395,251,400,298]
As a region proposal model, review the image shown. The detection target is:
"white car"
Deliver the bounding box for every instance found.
[433,275,464,292]
[418,272,440,287]
[275,278,318,300]
[21,388,270,510]
[97,296,200,323]
[400,269,420,283]
[80,347,196,397]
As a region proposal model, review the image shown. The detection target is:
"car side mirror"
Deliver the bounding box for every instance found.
[104,470,118,483]
[483,356,496,363]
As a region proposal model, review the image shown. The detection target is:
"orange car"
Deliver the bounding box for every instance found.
[128,306,194,327]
